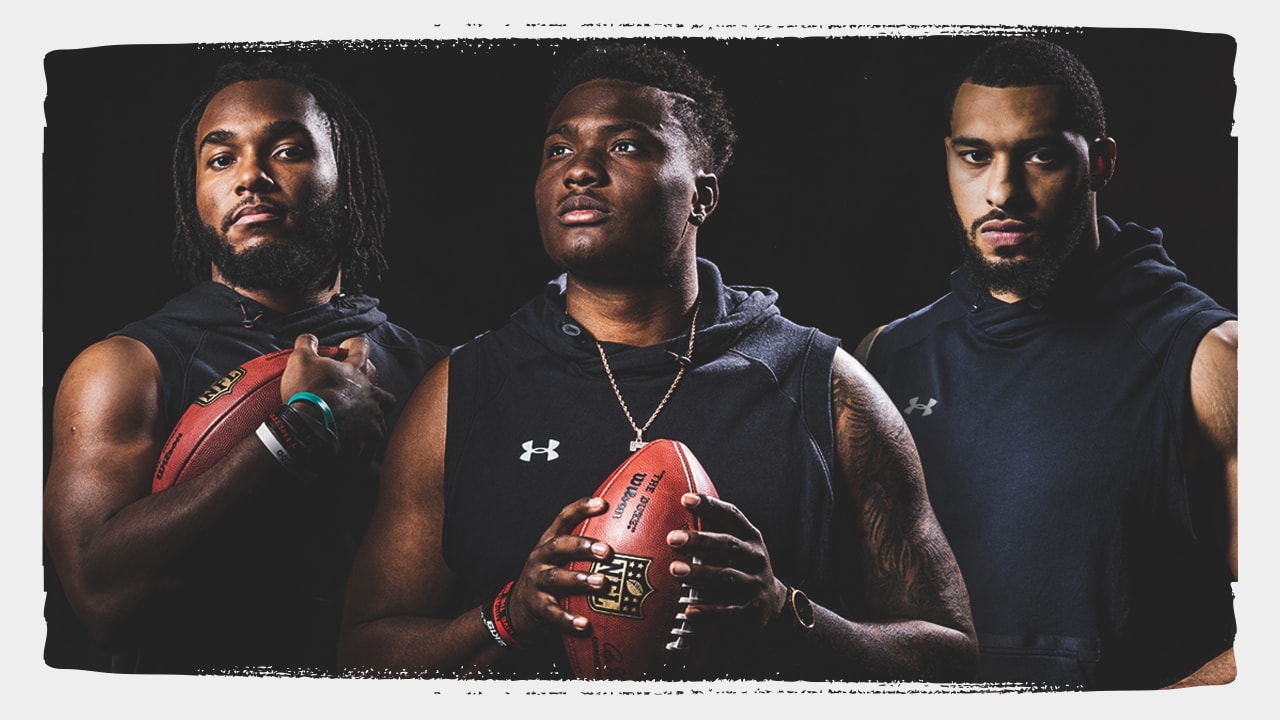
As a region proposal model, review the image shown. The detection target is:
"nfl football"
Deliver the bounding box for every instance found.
[151,345,365,493]
[561,439,719,680]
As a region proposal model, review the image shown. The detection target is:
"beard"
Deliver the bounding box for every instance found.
[952,181,1092,301]
[200,194,345,296]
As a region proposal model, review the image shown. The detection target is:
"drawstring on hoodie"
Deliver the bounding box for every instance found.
[238,301,264,329]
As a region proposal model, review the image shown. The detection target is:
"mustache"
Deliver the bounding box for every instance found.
[220,200,288,234]
[968,209,1038,237]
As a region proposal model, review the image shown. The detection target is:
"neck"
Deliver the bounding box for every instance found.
[211,269,344,314]
[566,264,700,347]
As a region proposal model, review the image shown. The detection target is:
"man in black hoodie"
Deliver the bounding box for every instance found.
[43,59,447,674]
[856,37,1238,690]
[338,42,977,682]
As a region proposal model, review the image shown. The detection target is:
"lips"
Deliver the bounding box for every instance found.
[557,193,610,225]
[978,218,1035,248]
[230,203,286,228]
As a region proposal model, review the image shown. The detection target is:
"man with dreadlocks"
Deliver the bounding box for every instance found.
[338,42,975,682]
[43,59,447,675]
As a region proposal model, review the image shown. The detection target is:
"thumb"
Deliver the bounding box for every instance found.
[293,333,320,356]
[338,335,372,370]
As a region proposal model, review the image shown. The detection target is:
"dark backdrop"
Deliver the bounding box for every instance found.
[41,29,1238,670]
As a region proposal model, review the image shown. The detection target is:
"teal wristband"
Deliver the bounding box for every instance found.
[288,392,337,434]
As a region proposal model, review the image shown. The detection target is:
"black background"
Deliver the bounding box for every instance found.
[41,28,1238,669]
[44,29,1237,365]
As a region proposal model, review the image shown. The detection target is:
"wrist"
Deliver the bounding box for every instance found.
[287,391,338,438]
[777,583,816,635]
[256,402,340,481]
[480,581,525,650]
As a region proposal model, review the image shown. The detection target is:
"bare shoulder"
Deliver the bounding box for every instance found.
[1190,320,1237,442]
[60,335,160,387]
[1193,319,1237,373]
[393,354,450,440]
[829,345,919,479]
[51,336,163,442]
[46,336,166,532]
[852,325,887,366]
[381,354,451,498]
[831,344,898,418]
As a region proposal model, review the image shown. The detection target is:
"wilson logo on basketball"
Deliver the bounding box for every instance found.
[588,553,654,620]
[195,367,246,407]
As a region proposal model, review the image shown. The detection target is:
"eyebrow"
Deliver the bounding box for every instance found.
[198,119,314,153]
[949,134,1069,150]
[544,121,653,139]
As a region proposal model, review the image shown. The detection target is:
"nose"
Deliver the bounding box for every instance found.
[235,151,276,195]
[563,147,606,188]
[984,155,1027,212]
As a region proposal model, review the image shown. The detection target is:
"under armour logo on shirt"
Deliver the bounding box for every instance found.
[520,439,560,462]
[903,397,937,416]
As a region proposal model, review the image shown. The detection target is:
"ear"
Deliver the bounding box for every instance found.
[1089,137,1117,191]
[692,173,720,222]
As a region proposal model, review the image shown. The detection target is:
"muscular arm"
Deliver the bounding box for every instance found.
[338,358,499,675]
[44,333,391,650]
[673,347,977,681]
[824,347,977,680]
[339,356,615,676]
[1166,319,1239,689]
[43,337,284,648]
[1190,320,1238,581]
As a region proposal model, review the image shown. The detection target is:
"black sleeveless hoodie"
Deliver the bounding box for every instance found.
[865,218,1236,689]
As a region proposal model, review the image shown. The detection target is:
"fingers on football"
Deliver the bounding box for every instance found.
[538,496,609,543]
[683,493,759,533]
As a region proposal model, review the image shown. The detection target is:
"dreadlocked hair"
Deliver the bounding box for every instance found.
[547,42,737,176]
[171,58,389,292]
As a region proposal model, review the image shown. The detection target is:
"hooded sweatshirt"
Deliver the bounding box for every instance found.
[442,259,845,679]
[864,217,1237,689]
[102,281,446,674]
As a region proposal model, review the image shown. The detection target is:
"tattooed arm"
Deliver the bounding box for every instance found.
[826,347,977,680]
[669,347,976,681]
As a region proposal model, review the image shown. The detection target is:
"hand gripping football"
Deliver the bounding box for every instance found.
[561,439,719,680]
[151,345,367,493]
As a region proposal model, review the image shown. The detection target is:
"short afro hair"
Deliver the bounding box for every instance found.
[950,36,1108,141]
[546,42,737,176]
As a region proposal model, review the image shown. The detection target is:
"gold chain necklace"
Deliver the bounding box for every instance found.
[595,300,701,453]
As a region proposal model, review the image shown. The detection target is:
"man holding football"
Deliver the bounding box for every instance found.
[339,42,977,681]
[43,59,446,673]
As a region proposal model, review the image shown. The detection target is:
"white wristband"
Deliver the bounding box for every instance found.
[256,421,297,472]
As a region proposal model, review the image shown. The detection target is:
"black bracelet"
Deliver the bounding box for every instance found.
[258,405,340,481]
[277,404,341,459]
[480,603,508,648]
